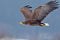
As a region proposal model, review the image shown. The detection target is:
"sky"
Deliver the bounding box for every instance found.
[0,0,60,40]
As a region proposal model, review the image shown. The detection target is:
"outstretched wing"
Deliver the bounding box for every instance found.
[33,1,59,22]
[20,5,33,20]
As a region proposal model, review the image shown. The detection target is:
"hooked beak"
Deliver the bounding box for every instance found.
[18,22,23,24]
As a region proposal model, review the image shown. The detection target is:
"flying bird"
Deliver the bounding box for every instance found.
[19,0,59,26]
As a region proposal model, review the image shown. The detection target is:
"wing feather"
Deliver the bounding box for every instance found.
[20,6,33,20]
[33,1,59,22]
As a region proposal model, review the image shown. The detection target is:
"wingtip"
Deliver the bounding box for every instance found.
[52,0,56,1]
[49,0,59,8]
[24,5,32,8]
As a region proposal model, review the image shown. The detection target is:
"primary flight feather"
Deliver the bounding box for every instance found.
[19,0,59,26]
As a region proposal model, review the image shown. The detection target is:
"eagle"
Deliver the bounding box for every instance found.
[19,0,59,26]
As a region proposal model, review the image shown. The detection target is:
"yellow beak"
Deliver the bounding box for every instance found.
[18,22,23,24]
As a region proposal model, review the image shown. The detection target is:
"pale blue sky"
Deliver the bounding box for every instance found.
[0,0,60,40]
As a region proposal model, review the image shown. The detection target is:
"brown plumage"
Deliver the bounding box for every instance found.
[19,0,59,26]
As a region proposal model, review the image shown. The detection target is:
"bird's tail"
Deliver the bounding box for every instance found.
[44,23,49,26]
[40,23,49,27]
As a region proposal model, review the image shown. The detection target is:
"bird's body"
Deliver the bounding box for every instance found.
[19,0,59,26]
[21,19,40,26]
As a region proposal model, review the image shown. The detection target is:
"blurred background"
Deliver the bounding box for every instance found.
[0,0,60,40]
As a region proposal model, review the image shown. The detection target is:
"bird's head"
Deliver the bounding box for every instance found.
[40,23,49,27]
[18,21,28,25]
[18,22,25,25]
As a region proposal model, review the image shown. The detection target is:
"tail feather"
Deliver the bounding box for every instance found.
[44,23,49,26]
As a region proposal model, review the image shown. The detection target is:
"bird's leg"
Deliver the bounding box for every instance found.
[39,23,45,26]
[39,23,49,26]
